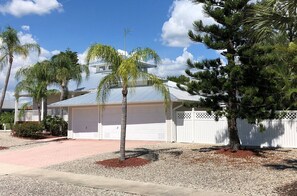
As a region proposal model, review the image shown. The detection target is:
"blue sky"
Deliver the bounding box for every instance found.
[0,0,220,99]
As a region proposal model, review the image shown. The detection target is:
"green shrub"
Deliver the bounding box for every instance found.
[13,122,44,139]
[0,112,14,130]
[42,116,68,136]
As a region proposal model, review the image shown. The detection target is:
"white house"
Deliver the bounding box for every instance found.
[49,81,202,142]
[47,60,297,148]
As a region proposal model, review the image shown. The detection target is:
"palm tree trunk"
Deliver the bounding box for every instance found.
[60,84,68,119]
[43,98,48,120]
[120,87,128,161]
[0,57,13,114]
[37,103,41,122]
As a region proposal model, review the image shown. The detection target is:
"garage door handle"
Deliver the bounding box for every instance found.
[85,126,87,129]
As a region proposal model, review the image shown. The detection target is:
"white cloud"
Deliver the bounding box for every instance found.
[161,0,216,47]
[149,48,200,77]
[21,25,30,31]
[0,31,60,100]
[0,0,63,17]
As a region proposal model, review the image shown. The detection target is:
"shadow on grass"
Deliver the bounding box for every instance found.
[264,159,297,171]
[114,148,183,161]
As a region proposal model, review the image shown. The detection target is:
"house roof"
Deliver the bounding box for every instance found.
[49,82,202,108]
[2,99,15,109]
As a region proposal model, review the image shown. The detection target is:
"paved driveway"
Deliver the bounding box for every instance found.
[0,140,158,168]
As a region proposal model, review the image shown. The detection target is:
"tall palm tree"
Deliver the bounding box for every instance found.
[51,49,90,101]
[86,44,170,161]
[15,60,55,120]
[0,26,40,113]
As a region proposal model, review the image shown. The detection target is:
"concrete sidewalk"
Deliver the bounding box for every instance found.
[0,163,234,196]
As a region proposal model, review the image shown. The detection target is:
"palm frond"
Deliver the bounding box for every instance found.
[139,72,170,109]
[86,44,122,69]
[97,73,119,104]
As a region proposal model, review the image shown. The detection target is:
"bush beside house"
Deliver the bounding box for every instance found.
[13,122,44,139]
[42,116,68,136]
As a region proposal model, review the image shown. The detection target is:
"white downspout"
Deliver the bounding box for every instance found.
[41,98,44,121]
[14,99,19,125]
[171,103,183,142]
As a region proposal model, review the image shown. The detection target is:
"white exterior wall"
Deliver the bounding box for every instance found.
[175,111,297,148]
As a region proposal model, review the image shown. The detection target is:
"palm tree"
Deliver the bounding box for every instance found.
[246,0,297,42]
[86,44,170,161]
[0,26,40,113]
[15,60,55,120]
[15,78,56,122]
[51,49,90,101]
[246,0,297,108]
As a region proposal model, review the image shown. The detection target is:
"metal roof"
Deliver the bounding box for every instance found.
[2,99,15,109]
[49,82,202,108]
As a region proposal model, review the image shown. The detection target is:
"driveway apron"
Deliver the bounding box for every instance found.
[0,140,158,168]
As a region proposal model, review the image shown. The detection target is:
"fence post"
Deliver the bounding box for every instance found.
[192,108,195,143]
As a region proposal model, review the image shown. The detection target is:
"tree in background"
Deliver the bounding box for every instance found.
[167,75,190,85]
[183,0,284,151]
[246,0,297,109]
[86,44,170,161]
[0,26,40,113]
[51,49,90,101]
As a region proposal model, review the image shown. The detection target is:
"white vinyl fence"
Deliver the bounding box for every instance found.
[176,111,297,148]
[20,109,68,122]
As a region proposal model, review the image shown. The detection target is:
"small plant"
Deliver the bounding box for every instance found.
[0,112,14,130]
[13,122,44,139]
[42,115,68,136]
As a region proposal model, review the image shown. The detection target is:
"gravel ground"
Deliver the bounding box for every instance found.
[0,131,51,150]
[47,143,297,196]
[0,175,140,196]
[0,131,34,147]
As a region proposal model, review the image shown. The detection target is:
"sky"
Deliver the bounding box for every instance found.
[0,0,221,100]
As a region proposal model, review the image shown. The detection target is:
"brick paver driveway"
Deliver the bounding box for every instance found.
[0,140,158,168]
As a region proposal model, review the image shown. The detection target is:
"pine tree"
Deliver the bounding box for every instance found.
[184,0,284,151]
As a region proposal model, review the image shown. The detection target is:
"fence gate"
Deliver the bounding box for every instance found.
[176,111,228,144]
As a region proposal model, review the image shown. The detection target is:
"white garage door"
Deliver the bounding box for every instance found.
[102,104,166,141]
[72,107,99,139]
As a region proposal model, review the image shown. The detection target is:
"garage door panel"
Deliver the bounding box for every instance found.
[72,107,98,139]
[102,104,166,141]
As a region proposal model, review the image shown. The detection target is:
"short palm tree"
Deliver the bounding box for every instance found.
[15,60,55,120]
[86,44,170,161]
[15,79,56,122]
[0,26,40,113]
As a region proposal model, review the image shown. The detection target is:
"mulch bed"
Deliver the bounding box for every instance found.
[96,157,150,168]
[0,146,8,150]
